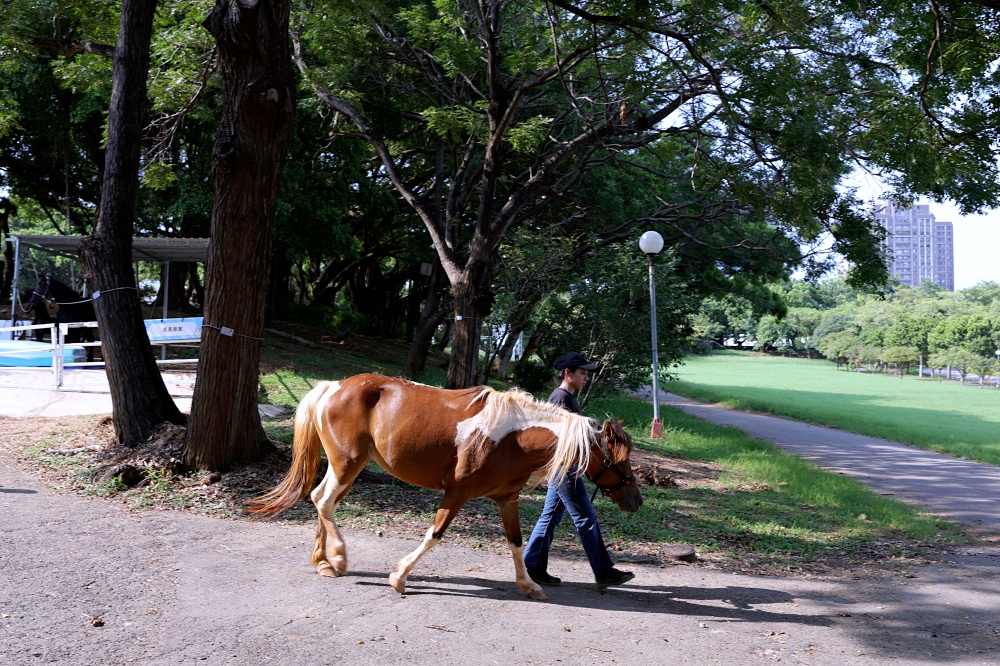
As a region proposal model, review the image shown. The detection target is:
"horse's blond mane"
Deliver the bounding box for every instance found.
[470,387,598,484]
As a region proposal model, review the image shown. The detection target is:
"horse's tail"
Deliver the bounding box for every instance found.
[246,381,333,517]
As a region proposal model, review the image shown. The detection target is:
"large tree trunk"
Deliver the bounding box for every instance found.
[446,251,495,389]
[493,285,546,377]
[1,199,15,302]
[494,324,524,378]
[77,0,185,447]
[185,0,295,471]
[152,262,190,311]
[520,322,545,364]
[186,263,204,308]
[404,259,449,378]
[267,239,294,321]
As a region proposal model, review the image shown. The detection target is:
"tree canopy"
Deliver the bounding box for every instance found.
[4,0,1000,459]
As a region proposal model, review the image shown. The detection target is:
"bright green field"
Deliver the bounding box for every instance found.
[669,351,1000,466]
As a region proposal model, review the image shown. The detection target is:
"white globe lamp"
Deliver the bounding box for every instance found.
[639,230,664,438]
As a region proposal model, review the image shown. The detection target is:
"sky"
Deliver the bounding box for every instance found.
[849,173,1000,291]
[927,201,1000,290]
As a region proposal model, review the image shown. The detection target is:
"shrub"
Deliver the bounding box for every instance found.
[509,359,553,393]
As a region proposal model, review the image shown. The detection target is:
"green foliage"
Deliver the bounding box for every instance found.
[5,0,1000,384]
[689,294,761,349]
[861,1,1000,214]
[422,103,487,143]
[503,115,552,154]
[287,0,962,366]
[960,281,1000,308]
[0,89,21,138]
[536,242,695,394]
[143,465,173,492]
[141,161,180,191]
[882,345,920,375]
[927,347,981,383]
[94,475,128,497]
[754,307,822,352]
[507,359,551,393]
[816,330,862,367]
[884,315,938,356]
[928,314,998,358]
[812,308,858,344]
[967,355,999,388]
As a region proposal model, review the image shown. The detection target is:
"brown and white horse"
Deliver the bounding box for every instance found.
[247,374,642,600]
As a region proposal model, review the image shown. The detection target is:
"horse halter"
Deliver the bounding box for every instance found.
[22,278,48,313]
[32,277,50,300]
[586,450,636,498]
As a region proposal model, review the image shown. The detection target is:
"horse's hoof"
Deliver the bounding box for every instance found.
[331,555,348,574]
[389,572,406,594]
[527,588,548,601]
[317,561,340,577]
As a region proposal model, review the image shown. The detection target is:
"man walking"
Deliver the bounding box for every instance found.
[523,351,635,589]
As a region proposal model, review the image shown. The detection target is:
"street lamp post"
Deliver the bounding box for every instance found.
[995,349,999,389]
[639,231,664,439]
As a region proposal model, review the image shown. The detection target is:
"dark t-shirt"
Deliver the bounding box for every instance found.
[548,387,581,414]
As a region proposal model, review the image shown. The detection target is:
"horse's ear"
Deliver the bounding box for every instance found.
[617,419,624,426]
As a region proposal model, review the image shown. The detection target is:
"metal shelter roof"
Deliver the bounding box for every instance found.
[14,235,209,263]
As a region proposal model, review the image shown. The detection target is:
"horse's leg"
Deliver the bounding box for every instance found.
[31,317,46,342]
[310,455,369,578]
[82,328,95,363]
[493,496,546,601]
[389,491,468,594]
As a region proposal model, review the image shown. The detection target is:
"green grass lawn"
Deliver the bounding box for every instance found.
[669,350,1000,466]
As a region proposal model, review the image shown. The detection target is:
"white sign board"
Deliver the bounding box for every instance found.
[145,317,203,342]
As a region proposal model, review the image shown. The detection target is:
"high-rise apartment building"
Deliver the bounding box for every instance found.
[874,201,954,291]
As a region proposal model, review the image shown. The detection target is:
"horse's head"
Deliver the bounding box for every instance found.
[585,420,643,513]
[21,276,51,318]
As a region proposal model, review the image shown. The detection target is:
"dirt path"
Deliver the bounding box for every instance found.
[3,459,1000,665]
[4,384,1000,664]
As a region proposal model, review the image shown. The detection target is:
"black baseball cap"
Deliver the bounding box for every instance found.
[553,351,598,371]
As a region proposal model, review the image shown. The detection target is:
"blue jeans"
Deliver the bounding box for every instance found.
[523,474,614,576]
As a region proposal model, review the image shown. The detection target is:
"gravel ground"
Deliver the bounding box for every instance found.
[3,382,1000,664]
[3,459,1000,665]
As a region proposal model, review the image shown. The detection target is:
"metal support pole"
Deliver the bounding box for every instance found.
[56,323,65,389]
[8,236,20,329]
[647,254,663,439]
[162,261,169,360]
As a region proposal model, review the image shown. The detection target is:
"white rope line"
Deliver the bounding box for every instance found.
[90,286,139,303]
[202,323,264,341]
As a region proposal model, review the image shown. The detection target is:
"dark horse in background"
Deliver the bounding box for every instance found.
[21,275,99,361]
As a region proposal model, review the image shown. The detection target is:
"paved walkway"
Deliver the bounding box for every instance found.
[0,367,194,417]
[638,389,1000,534]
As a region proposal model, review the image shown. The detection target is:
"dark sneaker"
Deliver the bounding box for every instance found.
[595,567,635,589]
[526,567,561,587]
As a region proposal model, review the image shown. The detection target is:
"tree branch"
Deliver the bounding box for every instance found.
[26,36,115,58]
[291,30,463,284]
